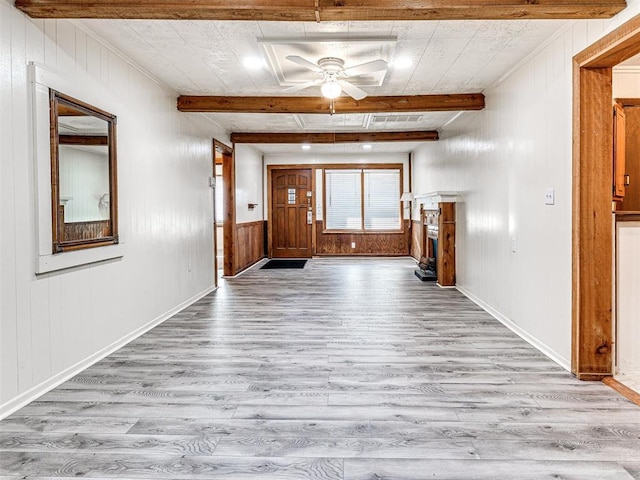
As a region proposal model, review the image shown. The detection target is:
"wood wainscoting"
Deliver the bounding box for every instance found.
[63,220,111,242]
[315,220,411,256]
[233,220,265,274]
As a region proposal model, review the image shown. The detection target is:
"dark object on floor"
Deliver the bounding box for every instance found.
[415,255,437,281]
[261,259,307,269]
[415,268,437,281]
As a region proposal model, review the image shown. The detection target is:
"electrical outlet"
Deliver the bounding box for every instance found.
[351,242,356,249]
[511,238,517,253]
[545,188,555,205]
[188,260,192,272]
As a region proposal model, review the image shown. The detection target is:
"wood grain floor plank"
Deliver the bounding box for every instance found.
[0,452,343,479]
[128,418,372,437]
[0,416,139,434]
[0,432,220,455]
[368,420,640,440]
[232,405,459,421]
[38,390,329,406]
[212,436,478,459]
[343,459,635,479]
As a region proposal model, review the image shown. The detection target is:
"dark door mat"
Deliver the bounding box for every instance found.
[261,259,307,269]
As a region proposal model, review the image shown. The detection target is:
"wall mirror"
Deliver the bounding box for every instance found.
[50,90,118,252]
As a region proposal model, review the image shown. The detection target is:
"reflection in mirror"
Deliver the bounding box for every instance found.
[50,90,118,252]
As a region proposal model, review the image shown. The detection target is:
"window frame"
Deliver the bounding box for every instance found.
[322,164,404,234]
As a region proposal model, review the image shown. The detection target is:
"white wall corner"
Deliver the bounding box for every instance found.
[457,285,571,372]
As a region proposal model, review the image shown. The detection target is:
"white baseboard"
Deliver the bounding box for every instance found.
[0,284,217,420]
[456,285,571,372]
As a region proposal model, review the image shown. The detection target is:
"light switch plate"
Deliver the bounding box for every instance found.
[545,188,555,205]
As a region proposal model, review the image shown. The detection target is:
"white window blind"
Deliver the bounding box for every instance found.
[325,167,401,231]
[364,169,401,230]
[325,170,362,230]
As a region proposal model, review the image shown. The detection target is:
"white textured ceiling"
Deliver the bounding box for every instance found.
[81,18,567,153]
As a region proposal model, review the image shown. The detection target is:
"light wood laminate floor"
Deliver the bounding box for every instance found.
[1,258,639,479]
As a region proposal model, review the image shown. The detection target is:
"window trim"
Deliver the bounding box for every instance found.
[322,164,404,234]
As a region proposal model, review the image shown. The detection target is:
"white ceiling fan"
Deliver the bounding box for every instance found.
[283,55,388,100]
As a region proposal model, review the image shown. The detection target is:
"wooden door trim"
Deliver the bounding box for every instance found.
[216,140,234,276]
[212,140,218,287]
[573,13,640,380]
[267,166,273,258]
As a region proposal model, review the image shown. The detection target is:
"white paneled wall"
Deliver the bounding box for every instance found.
[0,1,229,416]
[613,67,640,97]
[413,4,640,369]
[616,222,640,374]
[235,144,264,225]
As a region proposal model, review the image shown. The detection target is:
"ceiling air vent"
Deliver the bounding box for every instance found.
[370,114,423,126]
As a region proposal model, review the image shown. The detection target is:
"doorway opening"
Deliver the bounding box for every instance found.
[214,146,224,282]
[573,13,640,396]
[214,140,234,279]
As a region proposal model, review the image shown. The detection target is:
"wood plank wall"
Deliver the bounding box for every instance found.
[233,220,265,274]
[63,220,111,241]
[314,220,411,256]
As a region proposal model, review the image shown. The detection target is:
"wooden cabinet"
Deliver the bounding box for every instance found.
[417,192,456,287]
[614,102,627,202]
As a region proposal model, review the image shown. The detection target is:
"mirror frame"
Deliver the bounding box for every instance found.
[50,90,119,253]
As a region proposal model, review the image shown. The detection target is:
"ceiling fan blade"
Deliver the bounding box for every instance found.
[281,79,324,93]
[285,55,324,73]
[343,59,388,77]
[338,80,368,101]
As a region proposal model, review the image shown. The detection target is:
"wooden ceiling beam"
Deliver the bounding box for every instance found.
[15,0,626,20]
[178,94,485,114]
[230,131,439,144]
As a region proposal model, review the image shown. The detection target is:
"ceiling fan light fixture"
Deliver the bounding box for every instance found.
[321,80,342,99]
[242,56,266,70]
[391,57,413,69]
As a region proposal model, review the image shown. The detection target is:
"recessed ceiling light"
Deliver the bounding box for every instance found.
[392,57,413,69]
[302,144,311,150]
[362,144,372,150]
[242,56,266,70]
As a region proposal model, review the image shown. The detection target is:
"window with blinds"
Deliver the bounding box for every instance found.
[325,169,362,230]
[364,169,401,230]
[324,167,401,231]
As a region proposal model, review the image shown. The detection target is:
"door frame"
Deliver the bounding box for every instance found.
[214,140,234,277]
[572,13,640,380]
[267,165,315,258]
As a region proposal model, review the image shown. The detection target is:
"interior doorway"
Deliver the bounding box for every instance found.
[573,13,640,396]
[214,146,224,282]
[214,140,234,278]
